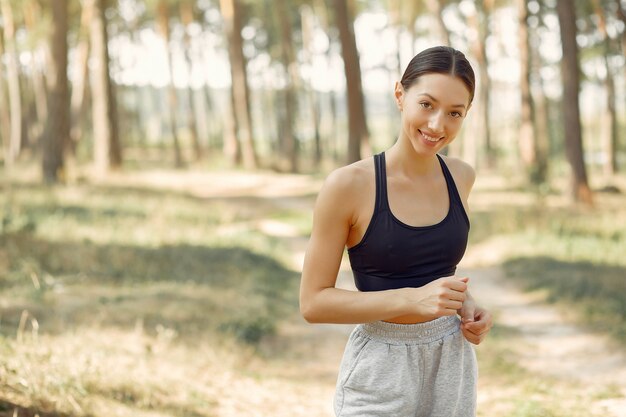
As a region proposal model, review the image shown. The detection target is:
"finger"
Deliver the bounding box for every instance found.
[446,279,469,292]
[463,322,491,336]
[461,328,481,345]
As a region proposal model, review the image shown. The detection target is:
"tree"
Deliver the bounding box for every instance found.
[275,0,300,172]
[220,0,257,169]
[180,0,203,161]
[556,0,593,204]
[155,0,184,167]
[42,0,69,183]
[333,0,370,164]
[517,0,541,183]
[1,0,23,167]
[91,0,122,174]
[70,0,93,150]
[591,0,618,176]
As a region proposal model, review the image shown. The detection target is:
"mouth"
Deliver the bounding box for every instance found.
[418,130,444,144]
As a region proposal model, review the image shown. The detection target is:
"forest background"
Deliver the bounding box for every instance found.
[1,0,626,416]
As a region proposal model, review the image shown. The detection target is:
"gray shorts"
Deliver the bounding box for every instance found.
[334,316,477,417]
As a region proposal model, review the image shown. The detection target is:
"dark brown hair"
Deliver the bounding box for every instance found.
[400,46,475,104]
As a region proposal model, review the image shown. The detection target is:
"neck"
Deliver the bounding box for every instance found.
[386,140,440,178]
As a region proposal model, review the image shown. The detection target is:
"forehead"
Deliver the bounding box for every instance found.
[407,73,471,106]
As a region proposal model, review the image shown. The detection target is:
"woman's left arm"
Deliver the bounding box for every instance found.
[447,156,493,345]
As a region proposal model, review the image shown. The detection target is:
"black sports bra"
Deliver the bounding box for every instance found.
[347,152,470,292]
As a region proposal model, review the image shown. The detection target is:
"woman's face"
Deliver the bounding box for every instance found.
[395,73,471,156]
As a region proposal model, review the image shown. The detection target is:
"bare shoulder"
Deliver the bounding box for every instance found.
[315,158,375,220]
[440,155,476,195]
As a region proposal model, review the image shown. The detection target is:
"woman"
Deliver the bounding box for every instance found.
[299,46,493,417]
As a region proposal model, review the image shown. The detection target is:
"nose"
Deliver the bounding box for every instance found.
[428,110,445,134]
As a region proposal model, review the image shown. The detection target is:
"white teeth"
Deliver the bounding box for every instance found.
[421,132,441,142]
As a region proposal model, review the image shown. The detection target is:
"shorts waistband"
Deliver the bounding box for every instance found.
[357,316,460,345]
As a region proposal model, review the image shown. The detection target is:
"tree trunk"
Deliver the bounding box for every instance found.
[219,0,257,169]
[0,31,11,161]
[425,0,450,46]
[277,0,299,172]
[91,0,121,175]
[180,0,202,161]
[156,0,184,168]
[23,0,48,147]
[1,0,23,166]
[70,0,93,150]
[556,0,593,205]
[334,0,371,164]
[42,0,69,183]
[592,0,617,176]
[517,0,540,183]
[464,2,492,169]
[301,5,322,168]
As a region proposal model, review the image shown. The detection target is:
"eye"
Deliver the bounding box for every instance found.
[450,111,463,118]
[419,101,432,109]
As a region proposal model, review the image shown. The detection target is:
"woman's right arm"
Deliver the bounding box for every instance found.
[299,168,468,324]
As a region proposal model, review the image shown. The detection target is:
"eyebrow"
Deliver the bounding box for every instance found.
[418,93,467,109]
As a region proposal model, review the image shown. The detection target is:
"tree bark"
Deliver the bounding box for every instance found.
[180,0,202,161]
[464,1,493,169]
[556,0,593,205]
[592,0,617,176]
[156,0,184,168]
[42,0,69,183]
[91,0,121,175]
[517,0,540,182]
[301,4,322,168]
[70,0,93,150]
[0,30,11,161]
[334,0,371,164]
[219,0,257,169]
[425,0,450,46]
[276,0,299,172]
[1,0,23,166]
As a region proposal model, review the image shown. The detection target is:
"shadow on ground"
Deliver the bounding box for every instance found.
[503,256,626,341]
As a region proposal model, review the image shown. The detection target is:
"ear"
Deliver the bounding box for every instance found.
[394,82,404,111]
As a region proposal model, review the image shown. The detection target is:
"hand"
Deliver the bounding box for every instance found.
[404,276,469,320]
[458,298,492,345]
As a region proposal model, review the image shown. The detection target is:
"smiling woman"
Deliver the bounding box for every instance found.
[299,46,492,416]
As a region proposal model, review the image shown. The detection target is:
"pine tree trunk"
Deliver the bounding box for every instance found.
[592,0,617,176]
[425,0,450,46]
[301,5,322,168]
[42,0,69,183]
[24,0,48,146]
[517,0,539,182]
[334,0,371,164]
[464,3,491,168]
[156,0,184,168]
[180,0,202,162]
[0,31,11,161]
[70,0,93,150]
[1,0,23,166]
[91,0,121,175]
[277,0,299,172]
[556,0,593,205]
[219,0,257,169]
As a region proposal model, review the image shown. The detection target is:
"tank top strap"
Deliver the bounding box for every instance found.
[374,152,390,212]
[436,154,463,206]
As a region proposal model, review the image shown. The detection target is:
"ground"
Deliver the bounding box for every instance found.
[2,166,625,416]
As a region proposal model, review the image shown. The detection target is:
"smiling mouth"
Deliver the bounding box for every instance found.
[419,130,444,143]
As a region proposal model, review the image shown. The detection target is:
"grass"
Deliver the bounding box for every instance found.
[1,167,626,416]
[0,178,307,415]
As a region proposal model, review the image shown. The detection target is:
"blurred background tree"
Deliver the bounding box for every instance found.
[0,0,624,203]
